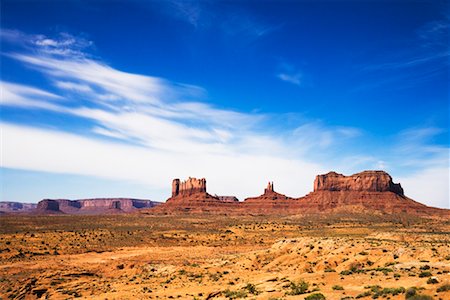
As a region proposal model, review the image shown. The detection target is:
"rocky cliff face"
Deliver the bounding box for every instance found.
[37,199,61,212]
[314,171,404,195]
[36,198,160,214]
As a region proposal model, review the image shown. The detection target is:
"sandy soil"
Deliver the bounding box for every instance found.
[0,214,449,299]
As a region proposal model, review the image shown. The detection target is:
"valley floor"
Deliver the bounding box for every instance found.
[0,214,449,299]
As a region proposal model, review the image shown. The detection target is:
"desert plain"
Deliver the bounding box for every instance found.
[1,213,449,300]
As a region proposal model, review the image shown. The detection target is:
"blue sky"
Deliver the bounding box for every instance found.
[1,0,449,208]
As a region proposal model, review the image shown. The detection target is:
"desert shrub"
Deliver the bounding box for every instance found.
[349,262,363,272]
[371,287,405,297]
[374,267,393,274]
[340,270,352,275]
[359,251,368,255]
[420,265,430,270]
[426,277,438,284]
[405,287,417,298]
[355,291,371,298]
[223,289,247,299]
[324,268,336,272]
[437,283,450,292]
[209,273,221,281]
[286,280,309,295]
[418,271,432,278]
[332,285,344,290]
[244,283,260,295]
[305,293,326,300]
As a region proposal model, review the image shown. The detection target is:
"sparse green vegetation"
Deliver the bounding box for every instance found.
[305,292,326,300]
[286,280,309,295]
[419,271,432,278]
[437,283,450,292]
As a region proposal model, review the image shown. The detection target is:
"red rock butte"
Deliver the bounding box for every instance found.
[154,171,449,217]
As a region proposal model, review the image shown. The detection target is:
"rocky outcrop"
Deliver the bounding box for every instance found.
[158,177,239,213]
[314,171,404,195]
[36,198,160,214]
[0,202,37,213]
[172,177,206,197]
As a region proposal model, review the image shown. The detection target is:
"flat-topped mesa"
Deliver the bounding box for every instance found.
[314,170,404,196]
[172,177,207,197]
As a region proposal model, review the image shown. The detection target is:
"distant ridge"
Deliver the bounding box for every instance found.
[36,198,160,214]
[0,202,37,213]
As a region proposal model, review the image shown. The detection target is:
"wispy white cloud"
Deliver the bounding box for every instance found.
[54,81,93,93]
[277,73,302,86]
[0,81,64,111]
[1,29,93,58]
[276,62,304,86]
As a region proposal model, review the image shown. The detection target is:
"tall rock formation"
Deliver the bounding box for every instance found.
[172,177,206,197]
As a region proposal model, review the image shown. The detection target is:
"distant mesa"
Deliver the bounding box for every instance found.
[314,170,404,195]
[36,198,160,214]
[300,170,440,215]
[0,202,37,213]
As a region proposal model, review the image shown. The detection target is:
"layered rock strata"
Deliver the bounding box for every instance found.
[243,182,295,213]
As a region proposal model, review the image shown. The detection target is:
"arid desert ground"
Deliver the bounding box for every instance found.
[1,213,449,300]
